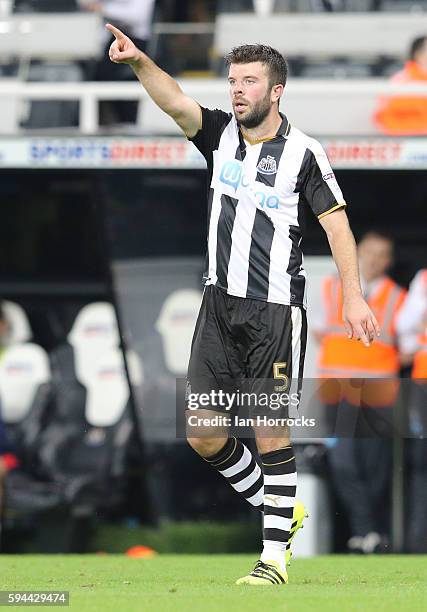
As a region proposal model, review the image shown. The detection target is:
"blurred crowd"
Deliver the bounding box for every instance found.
[10,0,426,16]
[1,1,426,131]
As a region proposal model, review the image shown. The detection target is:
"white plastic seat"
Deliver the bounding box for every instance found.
[85,348,143,428]
[301,62,372,78]
[67,302,120,386]
[0,343,50,424]
[2,300,32,345]
[155,289,203,375]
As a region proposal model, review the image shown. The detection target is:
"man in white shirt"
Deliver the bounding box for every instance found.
[80,0,155,47]
[396,269,427,552]
[79,0,156,123]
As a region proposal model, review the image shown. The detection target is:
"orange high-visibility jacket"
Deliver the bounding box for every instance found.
[318,275,406,406]
[374,61,427,136]
[412,270,427,379]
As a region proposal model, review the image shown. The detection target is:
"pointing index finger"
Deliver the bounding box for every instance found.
[106,23,126,41]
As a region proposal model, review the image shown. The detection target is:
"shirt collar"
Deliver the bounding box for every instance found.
[236,112,290,144]
[276,113,290,137]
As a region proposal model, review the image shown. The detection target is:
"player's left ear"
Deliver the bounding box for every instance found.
[271,83,284,104]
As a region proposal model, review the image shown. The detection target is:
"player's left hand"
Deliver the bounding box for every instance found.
[342,295,380,347]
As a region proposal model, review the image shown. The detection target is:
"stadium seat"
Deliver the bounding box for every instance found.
[68,302,119,349]
[0,342,54,476]
[47,301,133,506]
[381,1,426,11]
[2,343,141,553]
[381,60,404,77]
[38,348,142,520]
[2,300,32,346]
[52,301,120,385]
[22,62,83,129]
[0,79,20,135]
[0,342,63,551]
[0,343,51,441]
[215,12,427,59]
[14,0,78,12]
[155,289,203,375]
[84,348,143,427]
[216,0,254,12]
[300,62,372,78]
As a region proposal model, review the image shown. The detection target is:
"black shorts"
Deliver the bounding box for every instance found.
[186,285,307,413]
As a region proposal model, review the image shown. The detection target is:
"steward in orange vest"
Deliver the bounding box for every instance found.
[315,233,406,407]
[413,329,427,379]
[374,36,427,136]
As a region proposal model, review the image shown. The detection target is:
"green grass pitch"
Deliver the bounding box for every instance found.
[0,555,426,611]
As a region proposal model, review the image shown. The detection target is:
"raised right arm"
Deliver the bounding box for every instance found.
[106,23,201,138]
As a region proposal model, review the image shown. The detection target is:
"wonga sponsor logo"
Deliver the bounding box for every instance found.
[219,160,280,209]
[220,160,248,192]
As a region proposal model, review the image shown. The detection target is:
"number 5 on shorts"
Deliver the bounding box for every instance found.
[273,362,289,392]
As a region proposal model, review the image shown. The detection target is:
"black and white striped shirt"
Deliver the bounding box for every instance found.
[190,107,346,307]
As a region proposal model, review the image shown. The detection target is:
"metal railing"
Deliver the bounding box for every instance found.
[1,79,427,135]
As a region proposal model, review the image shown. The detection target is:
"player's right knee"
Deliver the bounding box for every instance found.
[187,436,227,458]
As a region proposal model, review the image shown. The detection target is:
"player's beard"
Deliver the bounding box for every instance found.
[235,91,272,129]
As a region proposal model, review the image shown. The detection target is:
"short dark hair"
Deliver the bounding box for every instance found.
[225,44,288,89]
[359,230,395,250]
[409,36,427,61]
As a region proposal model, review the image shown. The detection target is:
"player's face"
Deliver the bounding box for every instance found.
[228,62,275,128]
[358,237,393,281]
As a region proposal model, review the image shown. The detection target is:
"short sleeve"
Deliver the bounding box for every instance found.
[188,106,231,161]
[298,141,346,219]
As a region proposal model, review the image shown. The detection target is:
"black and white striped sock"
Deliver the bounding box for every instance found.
[260,446,297,571]
[205,437,264,510]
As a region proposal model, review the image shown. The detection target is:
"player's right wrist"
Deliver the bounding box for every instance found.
[342,291,363,308]
[129,49,146,70]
